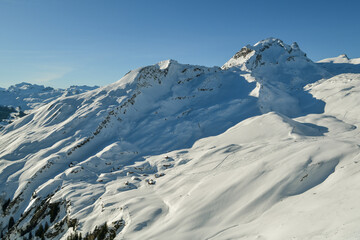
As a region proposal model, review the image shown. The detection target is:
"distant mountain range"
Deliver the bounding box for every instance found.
[0,83,98,127]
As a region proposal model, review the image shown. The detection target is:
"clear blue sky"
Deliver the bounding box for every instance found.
[1,0,360,88]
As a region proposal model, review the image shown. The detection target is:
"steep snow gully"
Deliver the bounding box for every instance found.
[1,38,360,239]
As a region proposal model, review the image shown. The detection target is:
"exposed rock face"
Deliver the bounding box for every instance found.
[222,38,309,71]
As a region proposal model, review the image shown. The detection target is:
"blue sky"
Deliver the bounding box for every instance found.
[1,0,360,88]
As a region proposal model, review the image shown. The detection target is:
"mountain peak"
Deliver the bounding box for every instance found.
[338,54,349,59]
[253,37,285,47]
[157,59,178,70]
[317,54,358,64]
[222,38,309,70]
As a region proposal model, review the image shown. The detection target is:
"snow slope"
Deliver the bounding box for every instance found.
[0,38,360,239]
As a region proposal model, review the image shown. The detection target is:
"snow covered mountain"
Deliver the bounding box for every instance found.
[318,54,360,64]
[317,54,360,75]
[222,38,330,117]
[0,83,98,127]
[1,38,360,239]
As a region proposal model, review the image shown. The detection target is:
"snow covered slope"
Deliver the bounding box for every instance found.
[0,38,360,240]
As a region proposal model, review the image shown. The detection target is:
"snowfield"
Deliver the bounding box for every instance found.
[0,38,360,239]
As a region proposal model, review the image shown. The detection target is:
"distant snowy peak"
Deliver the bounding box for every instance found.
[317,54,360,75]
[222,38,310,71]
[0,82,98,110]
[0,82,98,127]
[6,82,54,93]
[62,85,100,97]
[318,54,360,64]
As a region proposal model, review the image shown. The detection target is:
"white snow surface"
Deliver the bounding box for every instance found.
[1,38,360,239]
